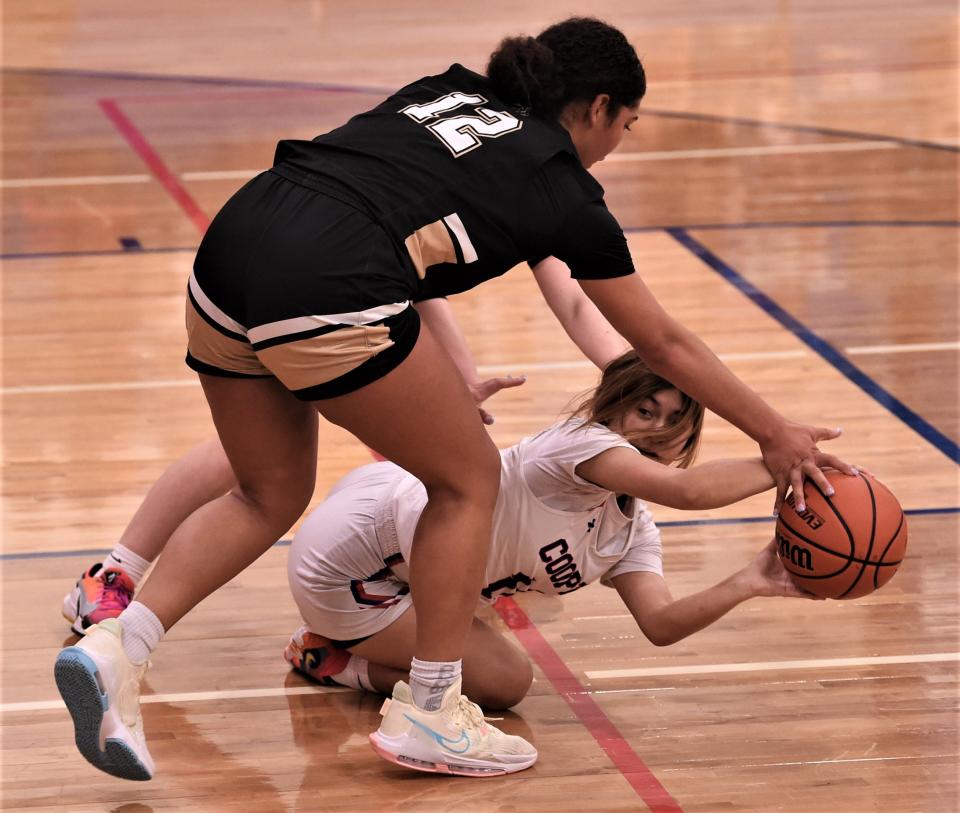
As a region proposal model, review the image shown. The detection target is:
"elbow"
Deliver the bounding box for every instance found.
[639,615,680,647]
[644,628,678,647]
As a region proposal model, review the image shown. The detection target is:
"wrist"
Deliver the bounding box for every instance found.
[756,457,777,488]
[728,569,760,600]
[753,414,788,446]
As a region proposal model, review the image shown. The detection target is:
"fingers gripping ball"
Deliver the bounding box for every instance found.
[775,471,907,599]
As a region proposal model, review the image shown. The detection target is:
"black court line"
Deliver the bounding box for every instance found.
[3,221,958,262]
[4,507,956,562]
[638,107,960,154]
[5,224,956,457]
[4,65,957,154]
[667,228,960,464]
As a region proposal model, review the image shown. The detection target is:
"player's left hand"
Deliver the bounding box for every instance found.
[468,374,526,425]
[747,539,824,600]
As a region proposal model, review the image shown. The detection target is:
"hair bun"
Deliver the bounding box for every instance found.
[486,36,565,117]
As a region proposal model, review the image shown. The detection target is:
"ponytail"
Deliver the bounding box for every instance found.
[487,18,645,121]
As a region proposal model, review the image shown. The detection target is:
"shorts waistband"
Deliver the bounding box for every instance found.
[269,164,375,219]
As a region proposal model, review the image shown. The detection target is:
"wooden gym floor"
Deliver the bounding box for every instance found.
[2,2,957,811]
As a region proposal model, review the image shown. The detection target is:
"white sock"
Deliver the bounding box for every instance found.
[117,601,165,664]
[103,543,151,584]
[409,657,461,711]
[330,655,374,692]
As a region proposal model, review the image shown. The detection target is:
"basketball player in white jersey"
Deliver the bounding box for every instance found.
[280,349,823,775]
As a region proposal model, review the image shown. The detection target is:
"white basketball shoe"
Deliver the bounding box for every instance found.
[369,678,537,776]
[54,618,154,780]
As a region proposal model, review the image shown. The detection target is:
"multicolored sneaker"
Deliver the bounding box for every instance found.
[62,563,135,636]
[54,618,154,780]
[369,678,537,777]
[283,625,351,684]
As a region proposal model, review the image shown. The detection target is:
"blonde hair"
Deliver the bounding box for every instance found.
[570,350,704,468]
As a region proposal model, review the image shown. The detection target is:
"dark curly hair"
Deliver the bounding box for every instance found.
[486,17,645,120]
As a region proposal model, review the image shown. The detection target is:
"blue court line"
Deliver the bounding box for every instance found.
[4,506,956,561]
[3,221,957,262]
[626,220,960,234]
[667,227,960,464]
[660,507,960,528]
[1,246,197,261]
[4,65,957,154]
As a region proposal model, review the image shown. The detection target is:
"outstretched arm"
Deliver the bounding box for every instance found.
[613,540,820,647]
[578,273,855,513]
[575,447,775,510]
[532,257,627,369]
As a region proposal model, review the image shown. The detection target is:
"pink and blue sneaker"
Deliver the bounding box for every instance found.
[62,563,135,635]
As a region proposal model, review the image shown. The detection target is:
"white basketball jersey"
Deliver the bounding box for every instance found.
[385,419,664,602]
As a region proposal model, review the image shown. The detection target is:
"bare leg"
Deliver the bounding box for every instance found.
[317,325,501,664]
[117,439,236,561]
[51,378,310,784]
[135,376,318,628]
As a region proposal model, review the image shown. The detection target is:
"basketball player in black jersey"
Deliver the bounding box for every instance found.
[56,17,853,780]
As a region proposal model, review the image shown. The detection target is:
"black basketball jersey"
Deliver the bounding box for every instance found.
[272,63,635,300]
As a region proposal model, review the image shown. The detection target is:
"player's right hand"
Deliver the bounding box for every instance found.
[469,374,527,425]
[747,539,825,600]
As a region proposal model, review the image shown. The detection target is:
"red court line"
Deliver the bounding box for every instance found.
[98,98,211,234]
[102,94,680,809]
[104,87,387,104]
[495,596,683,813]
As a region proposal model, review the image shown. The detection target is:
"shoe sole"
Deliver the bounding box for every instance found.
[54,648,153,781]
[61,609,86,637]
[368,731,536,777]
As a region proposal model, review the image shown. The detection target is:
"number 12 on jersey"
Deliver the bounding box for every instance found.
[400,92,523,157]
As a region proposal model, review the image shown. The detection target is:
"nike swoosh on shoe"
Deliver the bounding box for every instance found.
[403,714,472,754]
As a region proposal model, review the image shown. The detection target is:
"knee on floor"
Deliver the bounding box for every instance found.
[469,655,534,711]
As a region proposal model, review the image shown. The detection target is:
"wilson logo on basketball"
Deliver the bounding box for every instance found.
[776,532,814,571]
[785,492,825,529]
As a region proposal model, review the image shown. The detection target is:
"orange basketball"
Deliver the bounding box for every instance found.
[775,471,907,599]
